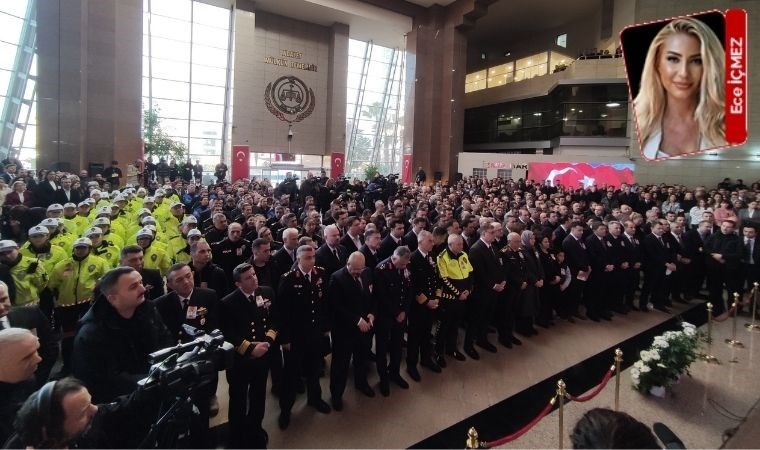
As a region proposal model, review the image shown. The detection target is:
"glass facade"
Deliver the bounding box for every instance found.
[0,0,37,169]
[465,50,575,93]
[464,84,629,146]
[345,39,405,178]
[142,0,232,172]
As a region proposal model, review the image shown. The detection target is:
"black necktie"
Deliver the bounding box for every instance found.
[181,298,189,310]
[306,273,311,284]
[355,276,362,289]
[657,236,664,247]
[333,248,339,260]
[248,294,256,303]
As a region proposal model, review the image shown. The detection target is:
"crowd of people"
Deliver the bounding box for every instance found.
[0,158,758,448]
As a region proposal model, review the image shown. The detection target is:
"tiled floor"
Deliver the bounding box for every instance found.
[210,304,699,448]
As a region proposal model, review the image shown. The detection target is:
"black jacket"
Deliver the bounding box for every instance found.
[408,249,439,307]
[219,286,277,361]
[359,244,379,275]
[468,239,505,297]
[153,287,219,343]
[6,305,57,386]
[328,266,375,334]
[189,261,230,299]
[315,244,349,280]
[211,238,252,275]
[270,247,296,282]
[140,268,165,301]
[339,233,363,254]
[377,234,403,262]
[704,232,742,271]
[54,188,82,205]
[71,297,173,403]
[642,233,675,275]
[276,267,330,344]
[373,257,412,319]
[562,234,590,276]
[403,230,419,252]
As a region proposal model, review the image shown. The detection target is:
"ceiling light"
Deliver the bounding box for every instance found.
[578,110,583,113]
[533,112,542,116]
[606,102,620,107]
[601,114,607,118]
[570,108,575,111]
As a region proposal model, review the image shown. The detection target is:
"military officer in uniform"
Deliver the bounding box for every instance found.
[276,245,331,429]
[211,222,252,275]
[220,263,277,448]
[373,246,413,397]
[406,230,441,381]
[500,232,527,344]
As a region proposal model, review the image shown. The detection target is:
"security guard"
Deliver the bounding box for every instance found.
[136,227,171,275]
[0,239,48,306]
[20,226,67,275]
[373,246,413,397]
[220,263,277,448]
[48,237,110,374]
[86,227,120,268]
[276,245,331,430]
[435,234,473,366]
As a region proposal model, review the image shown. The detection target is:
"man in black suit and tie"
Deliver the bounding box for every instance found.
[552,216,572,251]
[54,177,81,205]
[562,222,591,320]
[739,201,760,229]
[316,224,349,280]
[377,217,406,261]
[328,252,376,411]
[464,221,505,360]
[33,171,58,208]
[153,263,219,446]
[219,263,277,448]
[339,216,364,254]
[622,220,643,310]
[0,281,56,387]
[682,220,711,300]
[271,227,299,282]
[359,228,381,270]
[741,225,759,313]
[584,222,614,321]
[119,245,165,301]
[642,222,677,313]
[403,217,428,253]
[704,220,743,316]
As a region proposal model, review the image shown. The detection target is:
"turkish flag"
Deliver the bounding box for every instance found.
[331,152,344,178]
[528,162,634,189]
[231,145,250,181]
[402,154,412,183]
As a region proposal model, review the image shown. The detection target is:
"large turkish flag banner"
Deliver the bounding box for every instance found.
[331,152,344,178]
[528,162,634,189]
[402,154,412,183]
[231,145,250,181]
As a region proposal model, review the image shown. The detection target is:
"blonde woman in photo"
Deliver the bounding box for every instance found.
[634,18,726,160]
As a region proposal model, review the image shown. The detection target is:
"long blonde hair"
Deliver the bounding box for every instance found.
[633,18,725,147]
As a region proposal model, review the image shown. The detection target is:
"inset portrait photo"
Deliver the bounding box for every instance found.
[621,11,741,161]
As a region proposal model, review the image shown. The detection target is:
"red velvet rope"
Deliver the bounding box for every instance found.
[566,368,614,402]
[483,399,556,448]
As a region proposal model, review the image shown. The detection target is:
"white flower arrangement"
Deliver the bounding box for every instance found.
[631,322,702,394]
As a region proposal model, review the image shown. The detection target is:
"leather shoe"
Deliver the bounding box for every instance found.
[498,337,513,349]
[406,366,421,382]
[379,380,390,397]
[278,411,291,430]
[436,355,447,368]
[654,305,671,313]
[510,336,522,346]
[476,339,497,353]
[308,399,331,414]
[464,345,480,360]
[391,374,409,389]
[421,359,442,373]
[356,384,375,398]
[331,397,343,411]
[447,350,466,361]
[566,316,576,323]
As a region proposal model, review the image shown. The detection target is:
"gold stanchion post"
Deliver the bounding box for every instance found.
[557,379,567,449]
[613,348,623,411]
[746,282,759,331]
[699,303,720,364]
[725,293,745,348]
[466,427,480,449]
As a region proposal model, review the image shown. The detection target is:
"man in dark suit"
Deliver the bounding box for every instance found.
[338,216,364,254]
[359,228,381,271]
[33,171,58,208]
[153,263,219,342]
[219,263,277,448]
[188,240,230,299]
[622,220,643,310]
[584,222,614,321]
[704,220,742,316]
[328,252,376,411]
[403,217,428,253]
[562,222,591,320]
[271,227,299,282]
[54,177,82,205]
[119,245,165,301]
[316,224,349,280]
[642,222,677,313]
[552,216,571,251]
[0,281,56,387]
[406,230,442,381]
[682,220,710,300]
[464,221,506,360]
[377,217,406,261]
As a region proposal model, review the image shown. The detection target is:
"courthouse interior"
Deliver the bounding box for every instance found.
[1,0,760,449]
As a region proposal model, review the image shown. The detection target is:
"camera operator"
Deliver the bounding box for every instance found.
[71,267,173,403]
[0,328,42,445]
[8,377,163,449]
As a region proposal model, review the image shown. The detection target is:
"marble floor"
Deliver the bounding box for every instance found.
[210,303,702,448]
[493,311,760,449]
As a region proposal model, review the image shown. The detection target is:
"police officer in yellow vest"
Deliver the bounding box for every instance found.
[0,239,48,307]
[136,227,171,275]
[434,234,474,366]
[20,225,67,275]
[40,218,74,253]
[48,237,110,375]
[86,227,120,268]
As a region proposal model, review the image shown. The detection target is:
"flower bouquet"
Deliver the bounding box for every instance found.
[631,322,700,396]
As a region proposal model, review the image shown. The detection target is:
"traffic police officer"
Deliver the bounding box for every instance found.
[86,227,120,268]
[0,239,48,307]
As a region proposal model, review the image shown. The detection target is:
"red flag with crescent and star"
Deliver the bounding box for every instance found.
[231,145,250,181]
[402,154,412,184]
[331,152,344,178]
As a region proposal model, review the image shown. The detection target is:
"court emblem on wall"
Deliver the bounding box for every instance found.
[265,76,315,123]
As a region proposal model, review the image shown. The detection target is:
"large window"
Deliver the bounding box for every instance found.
[142,0,232,171]
[0,0,37,170]
[345,39,405,178]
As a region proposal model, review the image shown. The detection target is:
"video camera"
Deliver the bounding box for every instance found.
[138,325,233,395]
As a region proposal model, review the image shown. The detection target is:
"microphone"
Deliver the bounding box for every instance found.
[653,422,686,449]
